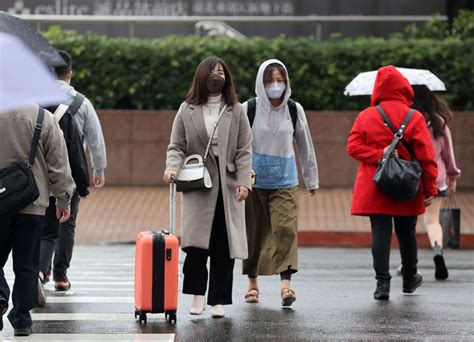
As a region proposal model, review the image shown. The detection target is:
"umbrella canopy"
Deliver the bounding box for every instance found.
[344,67,446,96]
[0,10,65,67]
[0,33,69,112]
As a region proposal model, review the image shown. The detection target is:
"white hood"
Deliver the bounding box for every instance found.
[255,59,292,111]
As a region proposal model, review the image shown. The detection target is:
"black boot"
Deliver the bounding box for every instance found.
[403,273,423,293]
[374,279,390,300]
[433,242,449,280]
[0,296,8,331]
[14,327,32,336]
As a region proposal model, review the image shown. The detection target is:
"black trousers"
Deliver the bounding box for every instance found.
[39,192,80,282]
[0,213,43,329]
[370,215,418,280]
[182,185,235,306]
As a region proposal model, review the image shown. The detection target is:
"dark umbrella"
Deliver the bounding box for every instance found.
[0,11,66,67]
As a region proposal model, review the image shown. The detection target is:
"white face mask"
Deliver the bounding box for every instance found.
[265,82,286,99]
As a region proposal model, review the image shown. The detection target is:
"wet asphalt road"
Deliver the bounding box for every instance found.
[2,245,473,341]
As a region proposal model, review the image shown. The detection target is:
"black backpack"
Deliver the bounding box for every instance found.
[47,92,90,197]
[0,108,44,215]
[246,97,298,135]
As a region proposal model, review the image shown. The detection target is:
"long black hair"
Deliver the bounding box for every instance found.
[412,85,453,138]
[185,56,238,106]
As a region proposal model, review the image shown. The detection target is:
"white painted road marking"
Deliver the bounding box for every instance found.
[30,313,165,321]
[0,333,175,341]
[44,296,134,303]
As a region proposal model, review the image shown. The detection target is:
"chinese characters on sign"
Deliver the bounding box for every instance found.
[5,0,295,16]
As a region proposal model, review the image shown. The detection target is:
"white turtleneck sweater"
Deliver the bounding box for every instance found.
[203,94,223,157]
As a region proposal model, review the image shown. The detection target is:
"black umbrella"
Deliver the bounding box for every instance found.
[0,11,66,67]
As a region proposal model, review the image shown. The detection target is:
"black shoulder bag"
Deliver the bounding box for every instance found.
[0,108,45,215]
[373,106,422,201]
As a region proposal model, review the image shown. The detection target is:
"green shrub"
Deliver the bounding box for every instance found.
[43,25,474,111]
[404,9,474,40]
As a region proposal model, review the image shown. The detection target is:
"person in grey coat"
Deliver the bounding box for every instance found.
[164,56,252,318]
[39,50,107,291]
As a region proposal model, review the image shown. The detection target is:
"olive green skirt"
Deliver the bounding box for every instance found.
[243,187,298,276]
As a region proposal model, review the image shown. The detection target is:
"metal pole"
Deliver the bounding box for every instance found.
[128,22,135,38]
[316,23,322,42]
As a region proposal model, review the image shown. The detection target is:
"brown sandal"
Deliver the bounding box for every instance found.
[245,288,259,303]
[281,288,296,307]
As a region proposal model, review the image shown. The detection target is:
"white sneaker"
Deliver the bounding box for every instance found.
[189,295,206,315]
[37,278,46,308]
[211,305,225,318]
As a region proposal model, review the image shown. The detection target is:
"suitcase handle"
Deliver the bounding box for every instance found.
[169,178,177,234]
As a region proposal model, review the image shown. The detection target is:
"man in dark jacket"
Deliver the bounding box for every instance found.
[38,98,90,302]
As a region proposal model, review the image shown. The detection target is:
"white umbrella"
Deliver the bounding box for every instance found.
[0,33,68,112]
[344,67,446,96]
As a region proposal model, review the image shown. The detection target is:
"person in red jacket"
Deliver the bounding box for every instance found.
[347,66,438,300]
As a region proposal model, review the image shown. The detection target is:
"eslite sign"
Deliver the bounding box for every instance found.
[7,0,89,15]
[4,0,294,16]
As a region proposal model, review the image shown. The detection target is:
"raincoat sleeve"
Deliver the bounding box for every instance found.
[347,112,384,165]
[408,113,438,198]
[165,103,187,173]
[294,103,319,190]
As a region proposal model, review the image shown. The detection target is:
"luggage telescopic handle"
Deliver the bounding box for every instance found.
[169,177,177,234]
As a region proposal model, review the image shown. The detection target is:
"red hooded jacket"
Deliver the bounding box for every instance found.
[347,66,438,216]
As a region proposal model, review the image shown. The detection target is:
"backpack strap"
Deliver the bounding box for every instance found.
[28,108,45,168]
[53,104,69,121]
[376,105,416,158]
[68,92,86,115]
[247,97,298,136]
[247,97,257,127]
[287,99,298,136]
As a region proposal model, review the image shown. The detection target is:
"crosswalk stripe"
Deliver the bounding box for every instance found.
[4,246,177,340]
[7,334,175,341]
[46,281,134,285]
[30,313,164,321]
[42,296,134,303]
[45,288,134,293]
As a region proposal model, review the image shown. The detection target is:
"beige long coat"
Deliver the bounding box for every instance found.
[165,102,252,260]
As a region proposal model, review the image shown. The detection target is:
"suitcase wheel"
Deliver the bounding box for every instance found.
[134,309,139,319]
[166,310,177,324]
[139,312,147,324]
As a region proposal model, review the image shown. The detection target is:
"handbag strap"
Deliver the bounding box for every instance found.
[203,105,227,162]
[376,105,416,158]
[28,108,45,169]
[444,193,457,209]
[382,108,416,158]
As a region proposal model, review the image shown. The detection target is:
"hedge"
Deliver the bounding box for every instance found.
[43,27,474,111]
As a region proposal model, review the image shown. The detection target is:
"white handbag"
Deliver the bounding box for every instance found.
[175,106,226,192]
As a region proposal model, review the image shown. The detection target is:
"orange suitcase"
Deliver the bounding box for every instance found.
[135,183,179,324]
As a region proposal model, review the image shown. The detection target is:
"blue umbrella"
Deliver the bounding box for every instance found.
[0,10,66,67]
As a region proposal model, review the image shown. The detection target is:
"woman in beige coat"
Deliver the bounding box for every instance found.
[164,56,252,318]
